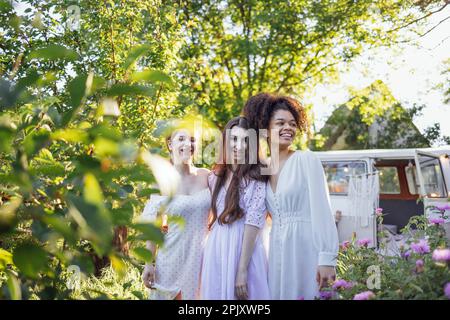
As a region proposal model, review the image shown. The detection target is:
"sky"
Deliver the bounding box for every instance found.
[304,6,450,144]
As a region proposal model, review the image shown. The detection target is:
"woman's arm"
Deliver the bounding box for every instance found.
[140,196,163,289]
[142,240,157,289]
[235,180,267,300]
[235,224,260,300]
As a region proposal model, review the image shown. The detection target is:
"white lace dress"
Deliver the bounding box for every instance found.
[200,175,270,300]
[141,188,211,300]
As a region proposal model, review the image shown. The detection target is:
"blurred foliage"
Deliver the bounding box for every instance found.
[0,0,181,299]
[0,0,448,299]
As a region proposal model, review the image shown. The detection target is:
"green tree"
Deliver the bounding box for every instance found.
[176,0,448,126]
[313,80,432,150]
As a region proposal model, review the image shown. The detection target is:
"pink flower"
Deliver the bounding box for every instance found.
[415,259,424,273]
[341,240,351,250]
[410,239,430,255]
[444,283,450,299]
[319,291,333,300]
[428,217,445,225]
[432,248,450,262]
[375,208,383,216]
[297,296,305,300]
[332,279,353,290]
[357,238,371,247]
[435,204,450,211]
[353,291,375,300]
[402,250,411,260]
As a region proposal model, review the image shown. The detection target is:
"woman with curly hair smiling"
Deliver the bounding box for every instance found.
[243,93,339,300]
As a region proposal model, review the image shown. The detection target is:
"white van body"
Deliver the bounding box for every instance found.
[315,147,450,248]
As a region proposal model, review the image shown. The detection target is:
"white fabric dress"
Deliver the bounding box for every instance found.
[141,188,210,300]
[266,150,339,300]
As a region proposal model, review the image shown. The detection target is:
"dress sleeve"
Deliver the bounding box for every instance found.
[140,195,165,223]
[207,172,216,192]
[305,151,339,266]
[244,180,267,229]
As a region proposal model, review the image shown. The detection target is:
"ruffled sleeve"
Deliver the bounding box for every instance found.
[304,150,339,266]
[244,180,267,229]
[140,195,166,223]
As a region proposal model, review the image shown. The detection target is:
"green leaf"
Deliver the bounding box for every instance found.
[109,254,127,279]
[0,0,13,12]
[132,223,164,245]
[23,129,50,157]
[51,128,89,144]
[84,173,104,206]
[16,69,40,92]
[29,44,79,61]
[93,137,119,158]
[13,243,48,279]
[130,69,173,85]
[41,215,77,245]
[68,74,88,108]
[111,203,134,225]
[131,290,145,300]
[70,254,95,274]
[0,248,13,271]
[0,197,22,233]
[68,195,113,256]
[106,84,156,97]
[6,270,22,300]
[0,122,15,153]
[0,78,18,109]
[122,184,134,193]
[88,124,122,142]
[137,188,159,197]
[61,73,102,126]
[123,44,152,70]
[131,247,153,263]
[75,155,102,172]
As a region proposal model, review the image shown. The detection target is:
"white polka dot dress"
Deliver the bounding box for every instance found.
[141,188,211,300]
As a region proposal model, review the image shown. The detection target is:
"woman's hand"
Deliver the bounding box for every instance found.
[235,268,249,300]
[142,263,156,289]
[316,266,336,289]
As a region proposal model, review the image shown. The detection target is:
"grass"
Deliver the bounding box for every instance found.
[70,262,148,300]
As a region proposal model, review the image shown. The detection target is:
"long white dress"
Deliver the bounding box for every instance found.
[200,175,270,300]
[140,188,210,300]
[266,150,339,300]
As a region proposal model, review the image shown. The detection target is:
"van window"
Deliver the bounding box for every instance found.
[378,167,401,194]
[405,164,420,195]
[417,154,447,197]
[322,161,367,195]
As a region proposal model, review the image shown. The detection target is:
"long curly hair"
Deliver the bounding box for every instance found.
[243,93,309,135]
[209,117,267,229]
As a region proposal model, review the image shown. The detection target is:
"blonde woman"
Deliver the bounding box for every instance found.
[141,128,210,300]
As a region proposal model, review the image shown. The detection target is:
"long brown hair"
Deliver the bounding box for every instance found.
[209,117,267,229]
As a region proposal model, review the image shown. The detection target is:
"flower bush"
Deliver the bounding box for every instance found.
[323,206,450,300]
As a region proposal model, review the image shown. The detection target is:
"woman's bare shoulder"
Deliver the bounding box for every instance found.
[196,167,210,176]
[195,167,211,188]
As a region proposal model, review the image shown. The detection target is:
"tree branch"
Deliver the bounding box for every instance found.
[387,2,449,34]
